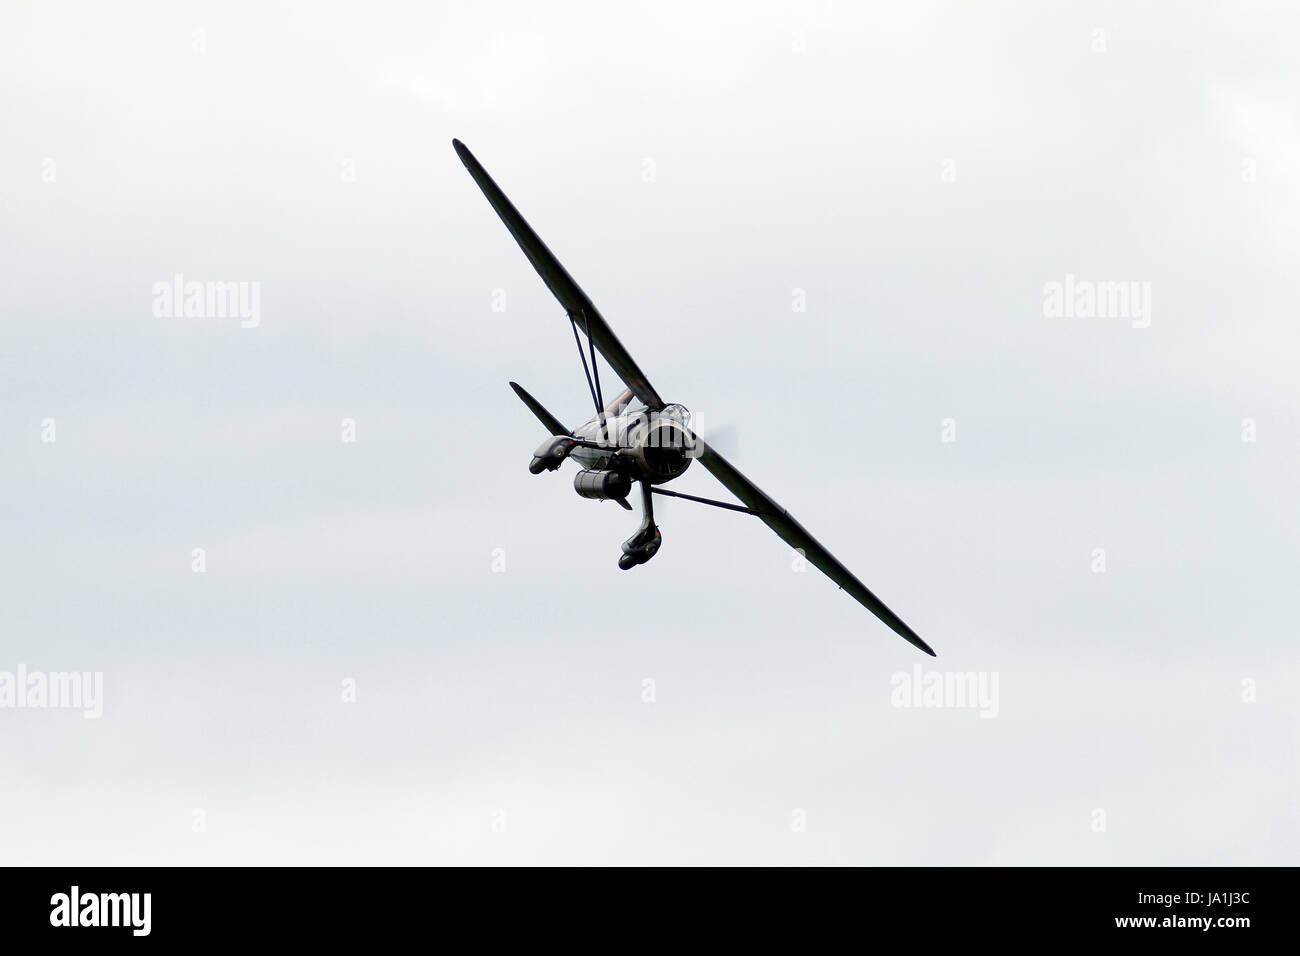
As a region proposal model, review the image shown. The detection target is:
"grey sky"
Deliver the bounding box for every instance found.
[1,0,1296,864]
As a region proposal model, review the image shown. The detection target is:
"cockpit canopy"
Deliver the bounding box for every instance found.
[620,400,690,429]
[657,403,691,427]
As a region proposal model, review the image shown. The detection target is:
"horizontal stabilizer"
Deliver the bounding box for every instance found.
[509,381,569,437]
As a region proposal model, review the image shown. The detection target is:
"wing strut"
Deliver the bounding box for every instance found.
[568,311,607,441]
[650,487,762,516]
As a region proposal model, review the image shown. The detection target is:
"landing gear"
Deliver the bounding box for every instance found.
[619,521,661,569]
[618,481,661,570]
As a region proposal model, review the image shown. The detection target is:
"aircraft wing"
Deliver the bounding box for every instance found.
[696,440,937,656]
[453,139,665,411]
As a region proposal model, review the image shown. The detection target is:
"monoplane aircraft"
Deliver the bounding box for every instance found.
[454,139,936,656]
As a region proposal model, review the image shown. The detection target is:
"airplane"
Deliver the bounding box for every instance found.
[453,139,936,657]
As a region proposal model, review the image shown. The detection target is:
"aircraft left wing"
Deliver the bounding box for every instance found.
[696,440,937,656]
[453,139,665,411]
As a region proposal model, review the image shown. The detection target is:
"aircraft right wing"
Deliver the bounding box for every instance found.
[696,440,937,656]
[454,139,665,411]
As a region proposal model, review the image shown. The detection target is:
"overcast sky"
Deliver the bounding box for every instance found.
[1,0,1296,864]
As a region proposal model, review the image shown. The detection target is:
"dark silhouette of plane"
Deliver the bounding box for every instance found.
[454,139,935,656]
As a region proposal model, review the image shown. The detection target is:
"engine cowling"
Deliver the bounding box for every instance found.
[628,418,696,483]
[574,468,633,501]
